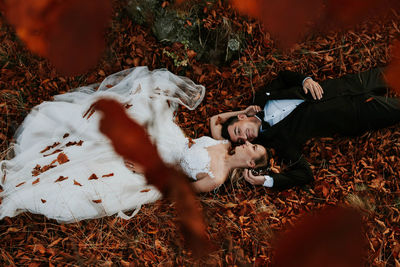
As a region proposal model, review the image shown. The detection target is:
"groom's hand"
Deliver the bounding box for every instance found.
[244,105,262,116]
[243,169,265,185]
[303,78,323,100]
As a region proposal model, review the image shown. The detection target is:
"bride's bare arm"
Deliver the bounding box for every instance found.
[210,105,262,139]
[191,175,225,193]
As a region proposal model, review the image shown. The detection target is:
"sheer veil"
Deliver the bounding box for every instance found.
[0,67,205,223]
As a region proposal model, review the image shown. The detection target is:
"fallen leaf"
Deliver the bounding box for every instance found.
[88,174,98,180]
[140,189,151,193]
[55,176,68,182]
[57,153,69,164]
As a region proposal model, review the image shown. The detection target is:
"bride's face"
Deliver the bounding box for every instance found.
[234,141,266,168]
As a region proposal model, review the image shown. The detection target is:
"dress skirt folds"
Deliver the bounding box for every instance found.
[0,67,205,223]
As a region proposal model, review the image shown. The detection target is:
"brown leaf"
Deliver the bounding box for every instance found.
[73,180,82,186]
[32,178,40,185]
[41,199,46,203]
[57,152,69,164]
[140,189,151,193]
[215,116,222,125]
[188,138,196,148]
[65,140,84,147]
[63,133,70,138]
[92,199,102,203]
[16,182,25,187]
[88,173,98,180]
[55,176,68,182]
[40,142,60,153]
[102,173,114,178]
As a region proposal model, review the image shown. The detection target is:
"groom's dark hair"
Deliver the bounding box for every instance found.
[221,116,239,140]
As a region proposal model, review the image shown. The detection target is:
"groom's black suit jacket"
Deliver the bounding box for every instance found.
[253,68,393,190]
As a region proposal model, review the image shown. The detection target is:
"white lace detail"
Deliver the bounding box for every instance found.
[180,136,228,180]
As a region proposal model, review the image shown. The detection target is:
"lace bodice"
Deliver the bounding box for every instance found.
[179,136,228,180]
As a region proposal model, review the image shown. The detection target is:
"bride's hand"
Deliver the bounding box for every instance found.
[243,169,265,185]
[244,105,262,116]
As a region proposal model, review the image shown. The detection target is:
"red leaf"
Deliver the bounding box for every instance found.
[94,99,211,257]
[385,41,400,94]
[3,0,112,75]
[273,207,366,266]
[140,189,151,193]
[88,174,98,180]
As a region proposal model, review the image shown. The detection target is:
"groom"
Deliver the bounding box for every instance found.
[210,67,400,190]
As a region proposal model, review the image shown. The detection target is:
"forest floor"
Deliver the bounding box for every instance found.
[1,1,400,266]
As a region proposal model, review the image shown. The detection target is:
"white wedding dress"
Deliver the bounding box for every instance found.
[0,67,226,223]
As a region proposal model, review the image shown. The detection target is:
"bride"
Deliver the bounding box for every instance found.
[0,67,267,223]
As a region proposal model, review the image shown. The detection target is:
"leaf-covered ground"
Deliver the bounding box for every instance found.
[1,1,400,266]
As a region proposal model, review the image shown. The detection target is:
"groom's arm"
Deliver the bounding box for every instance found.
[244,156,313,190]
[255,71,323,106]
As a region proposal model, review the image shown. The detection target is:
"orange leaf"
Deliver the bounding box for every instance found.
[92,199,102,203]
[32,178,40,185]
[73,180,82,186]
[188,138,196,148]
[365,97,374,103]
[57,153,69,164]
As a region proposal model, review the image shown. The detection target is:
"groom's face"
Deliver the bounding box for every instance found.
[227,116,260,144]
